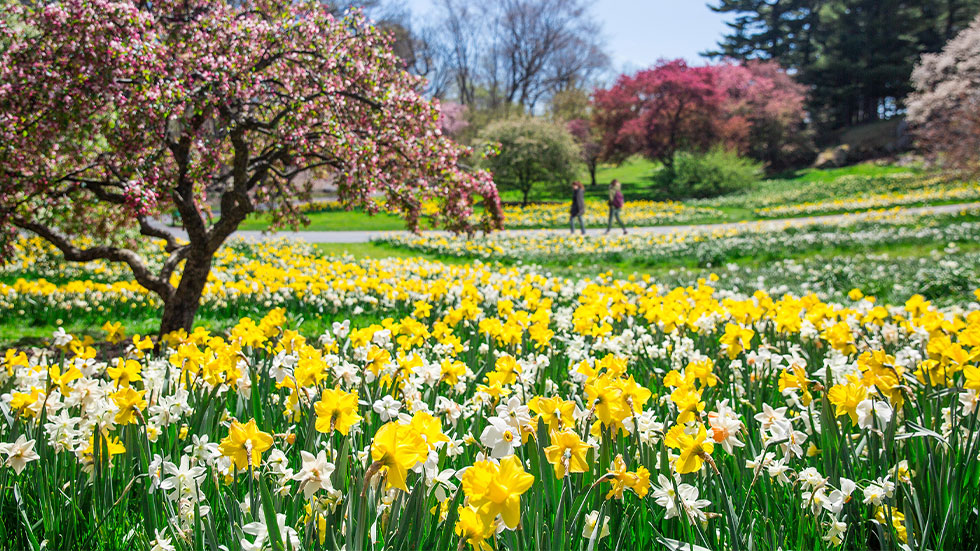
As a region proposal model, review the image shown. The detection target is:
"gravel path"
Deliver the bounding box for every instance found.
[161,202,980,244]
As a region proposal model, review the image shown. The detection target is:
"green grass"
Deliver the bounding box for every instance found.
[313,242,469,264]
[485,159,926,206]
[770,162,918,183]
[496,156,663,203]
[238,209,416,232]
[232,161,955,232]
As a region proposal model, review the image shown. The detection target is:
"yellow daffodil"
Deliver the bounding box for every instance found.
[461,455,534,529]
[543,430,591,479]
[110,387,147,425]
[370,421,428,492]
[314,387,362,436]
[219,419,274,471]
[664,423,714,474]
[827,376,869,425]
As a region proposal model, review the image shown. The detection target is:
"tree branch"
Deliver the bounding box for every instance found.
[12,218,174,300]
[138,216,181,252]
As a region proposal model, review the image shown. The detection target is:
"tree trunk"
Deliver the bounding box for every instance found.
[588,162,597,187]
[521,187,530,207]
[158,251,213,338]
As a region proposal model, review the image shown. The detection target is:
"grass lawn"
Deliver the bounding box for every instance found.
[312,242,469,264]
[496,156,662,203]
[769,162,917,183]
[238,208,417,231]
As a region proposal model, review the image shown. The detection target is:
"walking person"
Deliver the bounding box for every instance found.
[605,179,627,235]
[569,180,586,235]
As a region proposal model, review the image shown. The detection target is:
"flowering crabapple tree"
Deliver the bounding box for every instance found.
[0,0,502,337]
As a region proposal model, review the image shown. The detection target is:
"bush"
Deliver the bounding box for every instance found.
[665,148,762,198]
[479,117,581,205]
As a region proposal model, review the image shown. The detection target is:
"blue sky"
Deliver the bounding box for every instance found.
[402,0,731,73]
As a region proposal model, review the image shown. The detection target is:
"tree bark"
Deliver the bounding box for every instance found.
[158,251,212,338]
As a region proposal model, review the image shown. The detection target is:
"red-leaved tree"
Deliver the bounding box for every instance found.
[714,60,811,170]
[593,59,810,171]
[592,59,723,169]
[0,0,502,336]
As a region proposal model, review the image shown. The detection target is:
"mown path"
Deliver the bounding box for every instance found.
[163,202,980,244]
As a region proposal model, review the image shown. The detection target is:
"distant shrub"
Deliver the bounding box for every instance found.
[666,148,763,198]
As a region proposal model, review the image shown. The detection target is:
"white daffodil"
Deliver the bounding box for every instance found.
[184,434,220,465]
[0,435,40,475]
[583,510,611,541]
[52,327,73,347]
[766,457,792,484]
[479,416,521,458]
[150,529,177,551]
[754,403,791,436]
[960,389,979,415]
[822,517,847,546]
[161,455,206,501]
[292,450,336,499]
[856,398,893,430]
[863,483,885,506]
[373,395,402,422]
[707,401,745,453]
[429,468,458,502]
[242,512,300,551]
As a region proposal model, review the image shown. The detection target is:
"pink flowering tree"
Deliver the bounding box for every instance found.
[592,59,724,169]
[438,101,470,138]
[713,60,811,170]
[593,59,810,172]
[0,0,501,336]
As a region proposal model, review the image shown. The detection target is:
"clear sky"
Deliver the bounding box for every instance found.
[403,0,731,74]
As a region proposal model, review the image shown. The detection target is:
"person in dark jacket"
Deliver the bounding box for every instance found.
[569,180,586,234]
[605,179,627,235]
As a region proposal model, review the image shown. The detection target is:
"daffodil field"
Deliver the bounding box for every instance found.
[377,208,980,265]
[754,182,980,218]
[291,199,719,230]
[480,201,720,229]
[1,223,980,551]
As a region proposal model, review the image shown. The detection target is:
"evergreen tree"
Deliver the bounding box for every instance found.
[707,0,980,131]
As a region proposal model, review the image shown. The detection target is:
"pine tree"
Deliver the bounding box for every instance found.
[708,0,980,131]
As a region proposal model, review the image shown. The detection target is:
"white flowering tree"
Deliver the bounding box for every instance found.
[907,13,980,172]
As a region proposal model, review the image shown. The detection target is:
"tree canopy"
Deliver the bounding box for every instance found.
[593,59,807,171]
[479,117,581,205]
[0,0,501,336]
[708,0,980,130]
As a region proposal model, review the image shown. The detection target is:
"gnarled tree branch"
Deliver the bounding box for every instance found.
[12,217,174,300]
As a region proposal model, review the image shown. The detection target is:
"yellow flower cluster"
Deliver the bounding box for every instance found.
[490,200,718,228]
[756,180,980,217]
[2,241,979,548]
